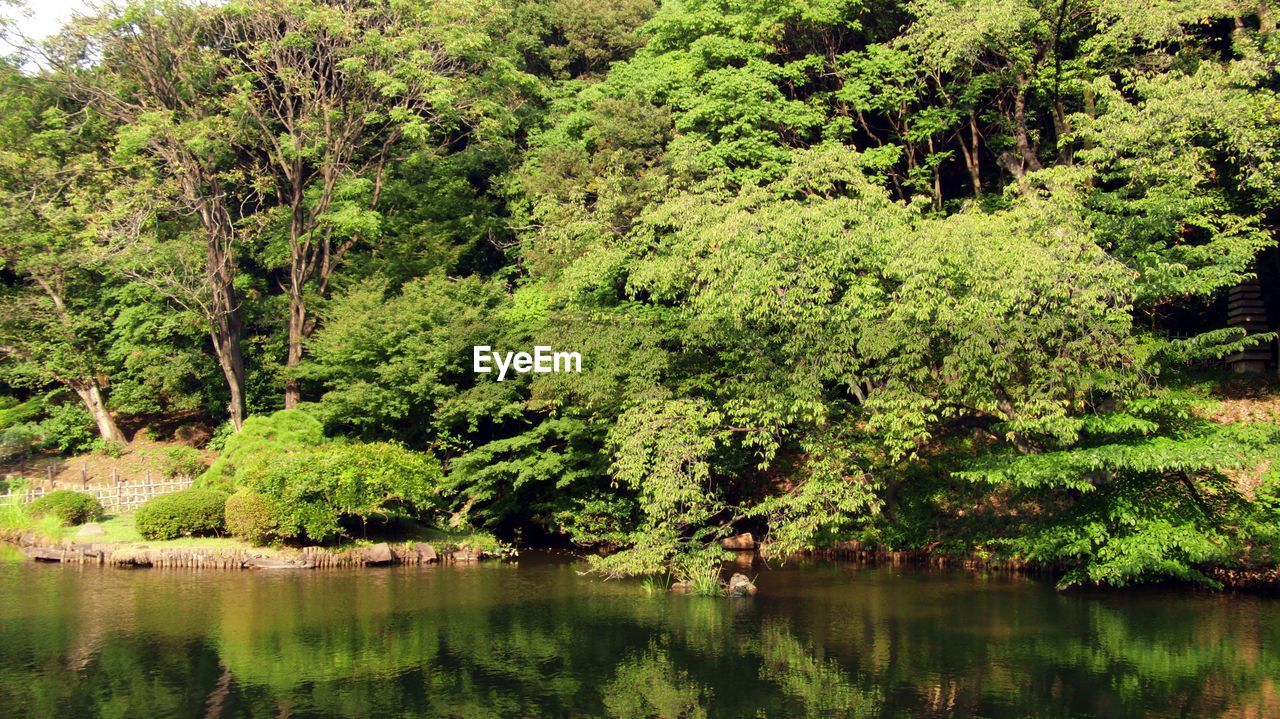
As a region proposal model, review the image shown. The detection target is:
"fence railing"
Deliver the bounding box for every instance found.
[0,476,194,513]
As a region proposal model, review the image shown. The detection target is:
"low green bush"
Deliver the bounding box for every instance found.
[161,446,206,478]
[38,402,98,454]
[0,424,42,463]
[93,439,126,458]
[198,409,327,491]
[243,441,443,544]
[135,488,229,541]
[0,395,44,430]
[28,490,104,526]
[224,489,280,545]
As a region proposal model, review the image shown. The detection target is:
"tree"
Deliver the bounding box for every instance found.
[52,0,252,428]
[215,0,523,408]
[0,61,126,443]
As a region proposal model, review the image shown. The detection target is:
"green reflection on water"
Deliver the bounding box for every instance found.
[0,559,1277,718]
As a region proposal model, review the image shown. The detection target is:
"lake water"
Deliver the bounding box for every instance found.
[1,554,1277,718]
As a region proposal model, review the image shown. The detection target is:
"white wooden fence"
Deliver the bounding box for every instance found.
[0,476,194,513]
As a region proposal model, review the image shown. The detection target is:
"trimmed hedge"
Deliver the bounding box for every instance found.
[135,488,229,541]
[224,490,279,546]
[242,441,442,544]
[28,490,103,526]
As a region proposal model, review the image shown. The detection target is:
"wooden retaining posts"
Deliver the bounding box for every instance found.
[2,530,493,571]
[790,541,1047,574]
[780,540,1278,592]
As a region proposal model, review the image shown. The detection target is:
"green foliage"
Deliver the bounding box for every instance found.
[0,396,100,460]
[0,396,44,430]
[36,402,98,454]
[198,410,327,492]
[1,0,1277,588]
[0,423,43,464]
[206,421,236,452]
[224,490,280,546]
[160,446,206,478]
[27,490,104,527]
[240,442,443,544]
[958,397,1280,587]
[134,489,230,541]
[93,439,126,458]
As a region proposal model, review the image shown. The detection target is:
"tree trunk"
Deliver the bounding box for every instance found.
[959,110,983,196]
[71,381,127,444]
[283,285,305,409]
[1053,97,1071,165]
[191,176,248,432]
[208,247,247,430]
[1012,79,1042,175]
[210,326,246,431]
[928,136,943,210]
[997,81,1042,183]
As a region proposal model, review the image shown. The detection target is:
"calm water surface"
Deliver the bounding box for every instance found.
[1,553,1277,718]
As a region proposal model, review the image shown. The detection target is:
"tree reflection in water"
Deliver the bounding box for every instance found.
[0,559,1277,718]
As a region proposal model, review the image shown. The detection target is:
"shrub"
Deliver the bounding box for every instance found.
[0,424,43,464]
[161,446,206,478]
[198,409,327,491]
[37,402,97,454]
[28,490,104,526]
[224,490,280,545]
[93,439,127,458]
[135,488,230,541]
[243,441,443,543]
[0,395,44,430]
[206,420,236,452]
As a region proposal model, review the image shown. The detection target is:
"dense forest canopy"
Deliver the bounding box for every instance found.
[1,0,1279,587]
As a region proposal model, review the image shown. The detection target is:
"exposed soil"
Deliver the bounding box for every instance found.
[1200,377,1280,424]
[1,435,215,487]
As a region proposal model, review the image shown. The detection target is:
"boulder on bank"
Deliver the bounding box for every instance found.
[363,542,396,565]
[244,556,314,570]
[414,542,438,563]
[76,523,105,538]
[23,546,64,562]
[722,532,756,551]
[727,573,757,597]
[453,544,479,562]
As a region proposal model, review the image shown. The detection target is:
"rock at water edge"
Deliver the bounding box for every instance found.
[364,542,396,565]
[414,542,438,563]
[727,573,757,597]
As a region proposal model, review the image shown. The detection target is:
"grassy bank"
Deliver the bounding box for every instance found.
[0,502,504,557]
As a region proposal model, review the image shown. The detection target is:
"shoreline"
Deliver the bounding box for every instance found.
[791,541,1280,594]
[5,530,1278,593]
[1,529,496,570]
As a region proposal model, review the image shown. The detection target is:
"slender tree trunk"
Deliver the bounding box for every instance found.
[186,173,248,431]
[208,240,247,430]
[1053,97,1071,165]
[959,110,983,196]
[209,325,246,431]
[1012,79,1042,175]
[997,80,1042,183]
[71,381,126,444]
[927,136,943,210]
[283,286,305,409]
